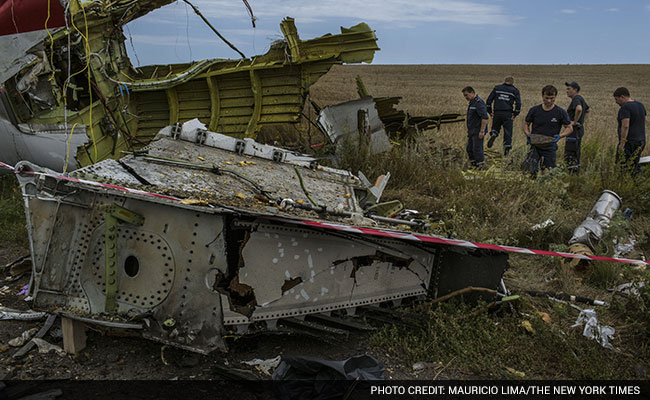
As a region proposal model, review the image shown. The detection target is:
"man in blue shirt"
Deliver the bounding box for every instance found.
[462,86,489,167]
[486,77,522,156]
[524,85,573,177]
[564,82,590,174]
[614,87,647,175]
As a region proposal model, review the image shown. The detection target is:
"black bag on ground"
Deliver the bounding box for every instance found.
[272,355,385,400]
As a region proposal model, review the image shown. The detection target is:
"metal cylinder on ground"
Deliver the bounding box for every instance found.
[565,190,622,274]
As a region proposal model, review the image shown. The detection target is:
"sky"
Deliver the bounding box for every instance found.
[124,0,650,65]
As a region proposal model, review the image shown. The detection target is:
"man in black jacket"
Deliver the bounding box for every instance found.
[486,76,522,156]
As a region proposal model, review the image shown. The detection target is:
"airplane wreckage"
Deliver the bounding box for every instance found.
[0,0,505,354]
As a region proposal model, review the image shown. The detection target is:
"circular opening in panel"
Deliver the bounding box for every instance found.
[124,255,140,278]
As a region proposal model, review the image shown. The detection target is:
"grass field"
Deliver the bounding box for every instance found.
[310,64,650,159]
[308,64,650,379]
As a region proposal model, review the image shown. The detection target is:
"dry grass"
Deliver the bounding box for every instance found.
[310,64,650,158]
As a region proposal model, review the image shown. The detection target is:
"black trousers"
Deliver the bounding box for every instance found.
[490,112,513,151]
[563,125,583,173]
[526,143,557,176]
[466,133,484,166]
[617,140,645,175]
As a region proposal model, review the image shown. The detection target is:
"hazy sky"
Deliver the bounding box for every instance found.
[125,0,650,65]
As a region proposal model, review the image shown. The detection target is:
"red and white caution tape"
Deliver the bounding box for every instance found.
[274,220,649,266]
[2,162,647,266]
[1,163,180,201]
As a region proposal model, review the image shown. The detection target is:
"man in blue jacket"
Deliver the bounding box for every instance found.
[524,85,573,177]
[564,82,590,173]
[462,86,489,167]
[614,87,647,175]
[486,77,522,156]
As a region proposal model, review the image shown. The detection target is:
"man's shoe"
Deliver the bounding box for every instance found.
[487,131,498,148]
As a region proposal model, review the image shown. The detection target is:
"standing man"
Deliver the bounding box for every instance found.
[462,86,489,167]
[614,87,647,175]
[564,82,590,173]
[524,85,573,177]
[486,76,522,155]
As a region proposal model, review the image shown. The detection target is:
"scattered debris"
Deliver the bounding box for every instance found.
[317,97,392,157]
[531,218,554,231]
[612,282,646,297]
[412,361,442,372]
[521,320,535,334]
[4,255,31,277]
[17,284,29,297]
[242,355,281,376]
[571,309,615,350]
[354,75,464,140]
[506,367,526,378]
[12,314,57,359]
[31,338,65,356]
[536,312,552,324]
[0,307,46,321]
[8,327,39,347]
[525,290,609,307]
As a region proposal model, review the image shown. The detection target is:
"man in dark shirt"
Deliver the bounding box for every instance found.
[462,86,489,167]
[486,76,522,156]
[564,82,590,173]
[614,87,647,175]
[524,85,573,177]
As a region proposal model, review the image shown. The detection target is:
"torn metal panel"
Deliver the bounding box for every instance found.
[18,174,229,353]
[317,97,392,155]
[17,127,508,354]
[225,221,433,324]
[354,75,464,139]
[0,118,88,171]
[0,32,42,84]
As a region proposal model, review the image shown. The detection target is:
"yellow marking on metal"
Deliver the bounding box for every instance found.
[166,88,179,124]
[207,76,221,131]
[245,69,262,137]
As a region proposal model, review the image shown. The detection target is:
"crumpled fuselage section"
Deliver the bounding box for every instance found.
[1,0,379,172]
[16,125,508,353]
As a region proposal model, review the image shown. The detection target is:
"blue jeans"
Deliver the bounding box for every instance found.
[466,133,485,166]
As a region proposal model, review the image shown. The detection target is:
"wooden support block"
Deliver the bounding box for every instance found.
[62,317,87,354]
